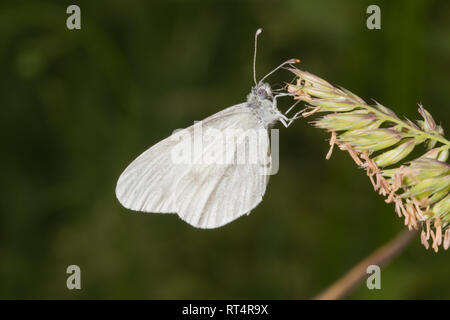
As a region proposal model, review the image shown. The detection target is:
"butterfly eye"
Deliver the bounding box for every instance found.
[257,88,267,98]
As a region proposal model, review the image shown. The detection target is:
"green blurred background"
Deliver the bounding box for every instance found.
[1,0,449,299]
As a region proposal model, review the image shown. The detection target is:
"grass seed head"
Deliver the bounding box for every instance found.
[287,67,450,251]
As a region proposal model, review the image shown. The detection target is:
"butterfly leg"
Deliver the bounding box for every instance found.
[279,112,302,128]
[273,92,303,117]
[272,93,303,128]
[272,93,291,109]
[284,99,302,115]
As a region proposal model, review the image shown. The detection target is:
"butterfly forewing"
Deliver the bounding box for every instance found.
[115,103,272,228]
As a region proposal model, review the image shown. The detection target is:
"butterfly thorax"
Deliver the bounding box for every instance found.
[246,82,280,128]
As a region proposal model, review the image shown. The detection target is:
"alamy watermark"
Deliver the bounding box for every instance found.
[366,5,381,30]
[366,264,381,290]
[66,5,81,30]
[168,123,279,175]
[66,265,81,290]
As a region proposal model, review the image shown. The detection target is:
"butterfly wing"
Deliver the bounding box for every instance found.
[174,111,271,228]
[116,129,185,213]
[116,103,271,223]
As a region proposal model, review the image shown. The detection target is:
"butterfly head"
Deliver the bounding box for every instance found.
[251,82,273,101]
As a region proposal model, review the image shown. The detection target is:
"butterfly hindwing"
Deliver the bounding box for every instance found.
[115,103,271,227]
[174,110,271,228]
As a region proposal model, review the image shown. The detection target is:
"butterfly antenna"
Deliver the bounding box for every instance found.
[253,28,263,85]
[259,58,300,84]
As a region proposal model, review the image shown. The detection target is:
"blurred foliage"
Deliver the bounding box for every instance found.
[1,0,449,299]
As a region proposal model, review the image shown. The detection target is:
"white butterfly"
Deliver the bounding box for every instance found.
[116,29,301,228]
